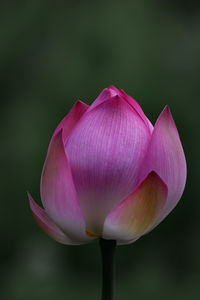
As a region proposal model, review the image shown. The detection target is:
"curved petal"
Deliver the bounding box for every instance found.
[103,172,167,241]
[139,106,187,225]
[40,130,92,243]
[88,86,153,134]
[48,100,88,152]
[66,95,151,237]
[87,86,118,112]
[118,88,153,133]
[28,192,83,245]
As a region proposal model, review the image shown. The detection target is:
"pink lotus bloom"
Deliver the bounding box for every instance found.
[28,86,186,245]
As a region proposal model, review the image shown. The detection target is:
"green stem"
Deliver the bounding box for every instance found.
[99,238,116,300]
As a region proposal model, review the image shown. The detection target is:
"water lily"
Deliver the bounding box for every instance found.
[28,86,186,246]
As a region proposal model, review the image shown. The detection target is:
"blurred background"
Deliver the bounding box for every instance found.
[1,0,199,299]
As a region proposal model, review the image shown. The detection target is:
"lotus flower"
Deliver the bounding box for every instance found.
[28,86,186,245]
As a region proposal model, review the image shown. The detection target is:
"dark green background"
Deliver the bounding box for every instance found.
[1,1,199,299]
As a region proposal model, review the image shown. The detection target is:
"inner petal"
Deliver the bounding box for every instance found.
[66,96,151,235]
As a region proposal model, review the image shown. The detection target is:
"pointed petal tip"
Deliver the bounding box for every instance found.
[28,192,84,245]
[106,86,119,97]
[27,191,38,211]
[156,105,179,136]
[75,99,88,107]
[161,105,172,118]
[107,85,119,93]
[159,105,174,119]
[27,192,45,218]
[48,100,89,152]
[146,171,168,191]
[28,191,33,204]
[87,86,120,112]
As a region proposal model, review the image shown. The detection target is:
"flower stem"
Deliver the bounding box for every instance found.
[99,238,116,300]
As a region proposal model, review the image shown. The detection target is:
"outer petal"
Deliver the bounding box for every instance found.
[139,106,187,225]
[40,130,92,243]
[103,172,167,241]
[66,95,151,236]
[28,192,83,245]
[48,100,88,151]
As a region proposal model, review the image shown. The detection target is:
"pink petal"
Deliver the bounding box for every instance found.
[40,130,92,243]
[66,95,151,237]
[139,106,187,225]
[28,192,83,245]
[118,88,153,133]
[88,86,153,134]
[48,100,88,151]
[103,172,167,241]
[87,86,118,112]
